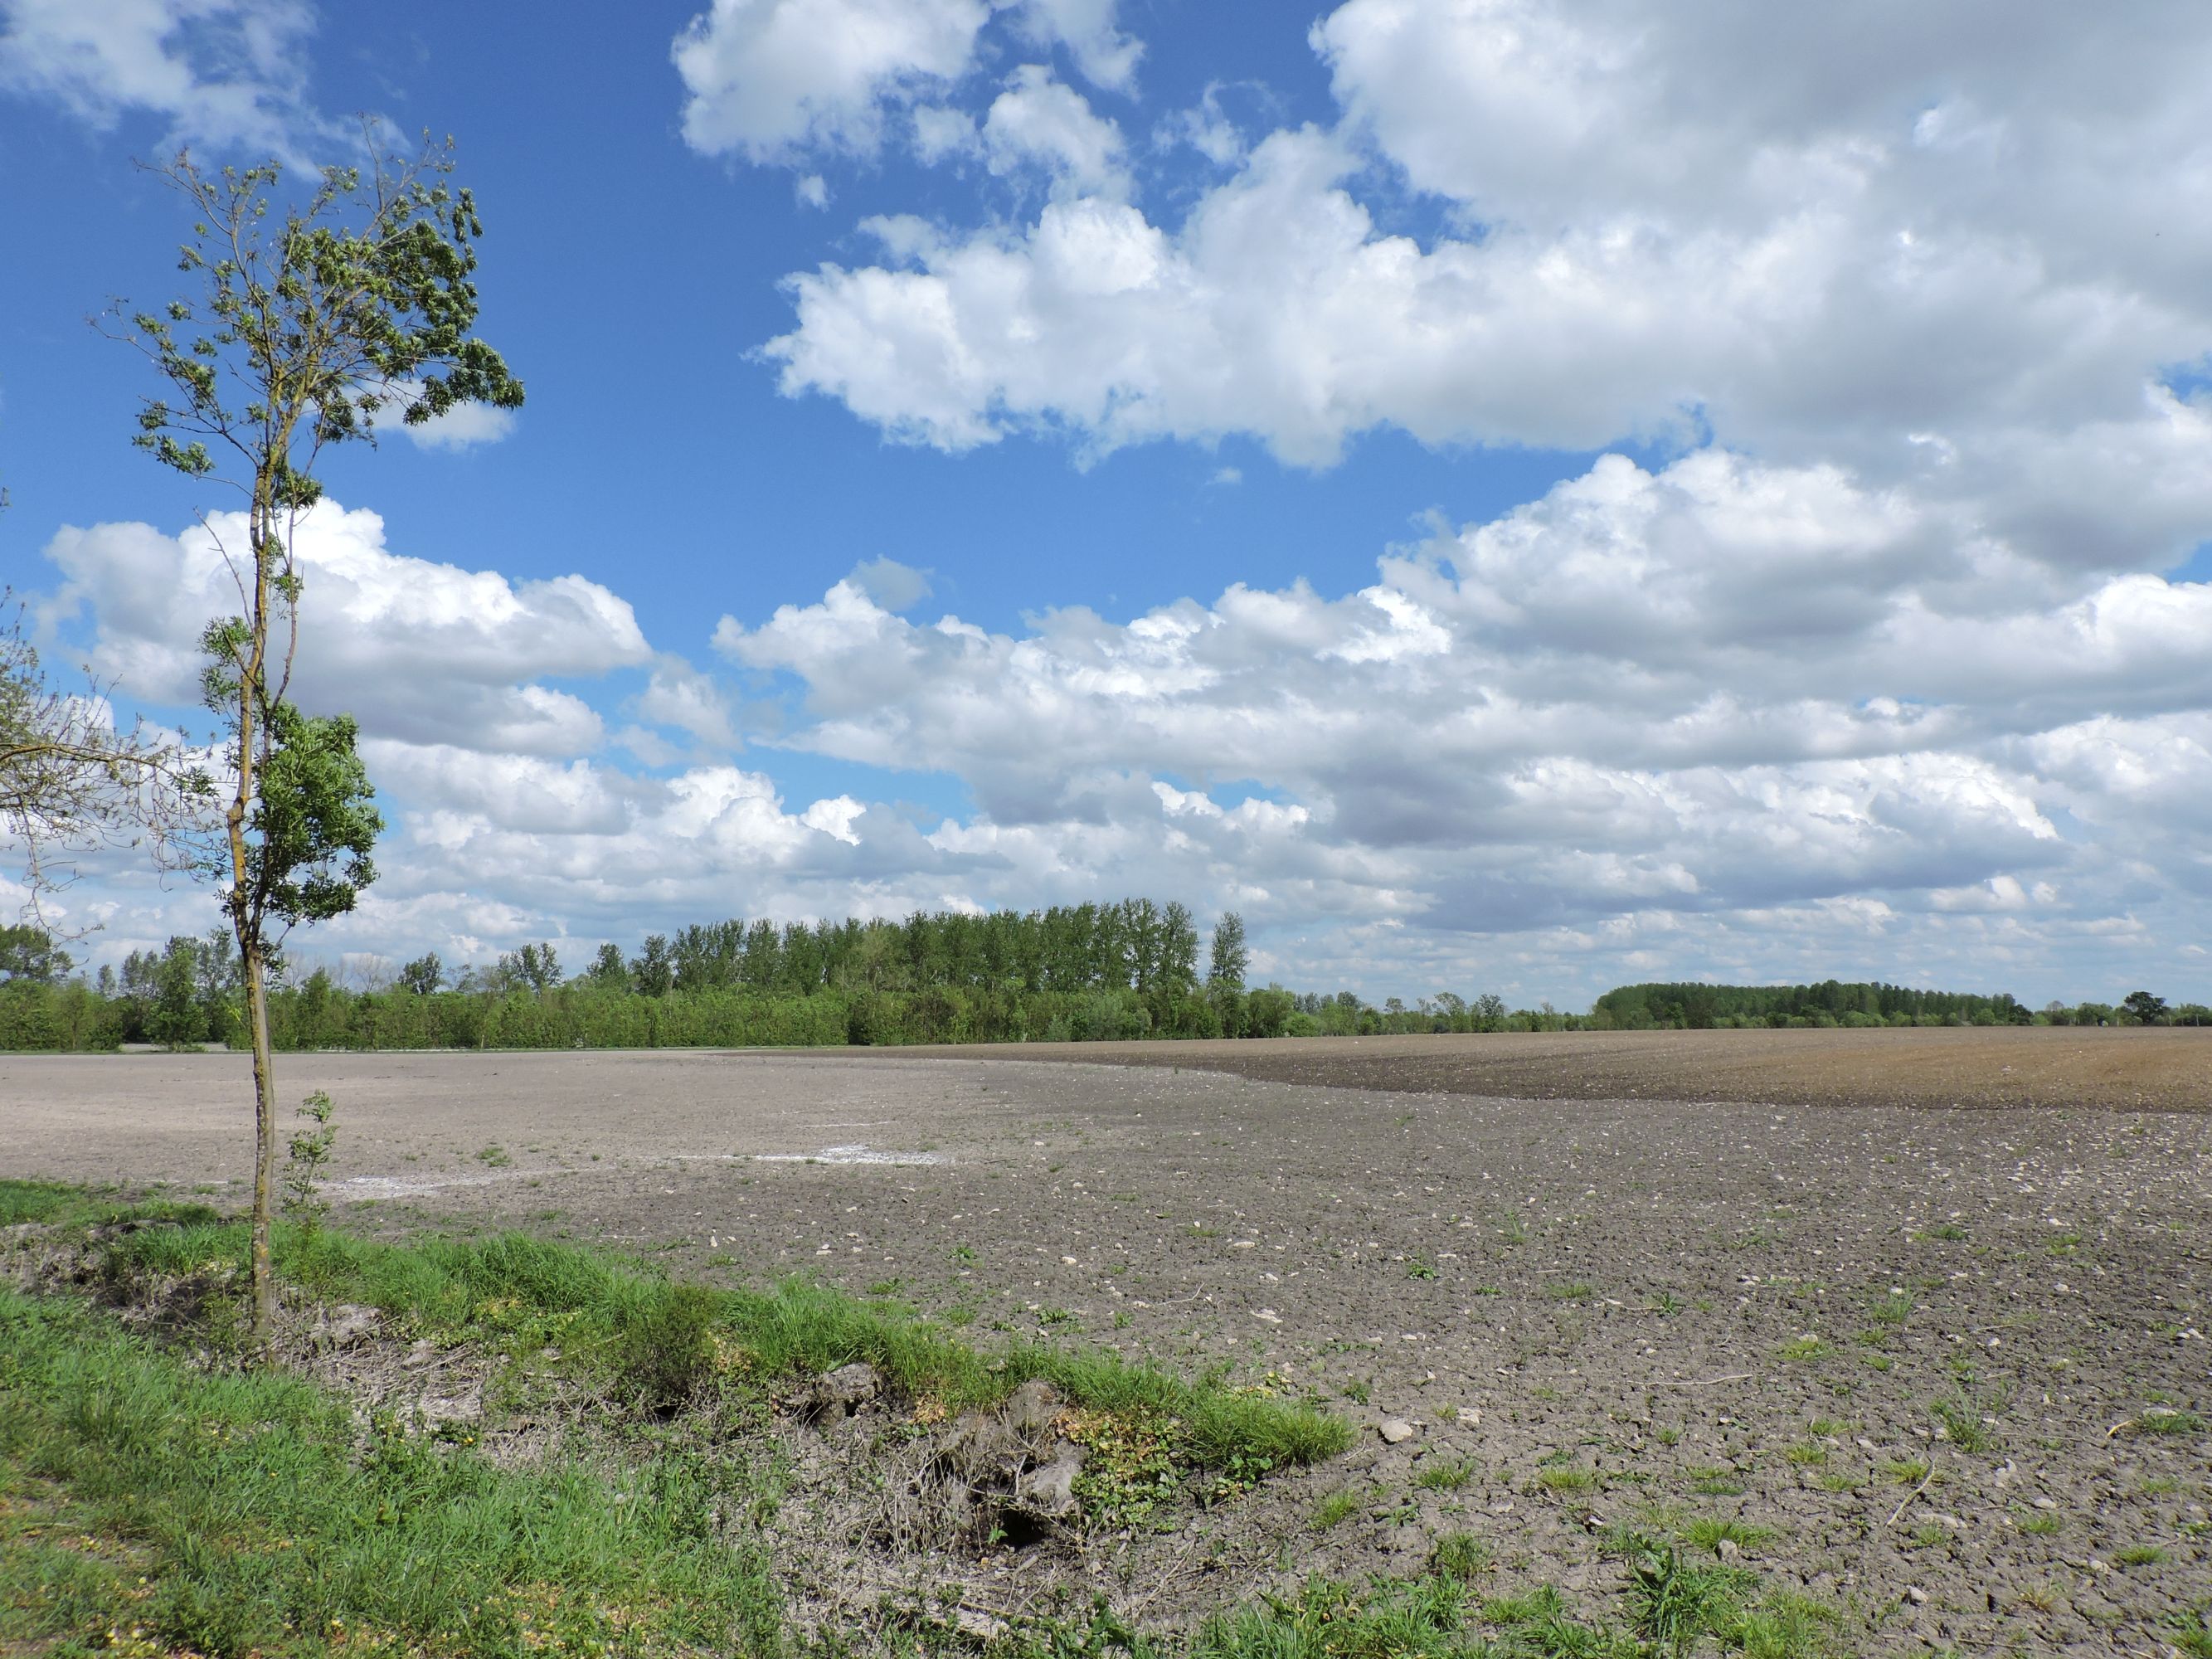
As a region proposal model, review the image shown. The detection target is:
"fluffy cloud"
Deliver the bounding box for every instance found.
[32,454,2211,1000]
[1008,0,1140,91]
[980,66,1126,197]
[846,556,933,613]
[0,0,317,149]
[907,66,1129,197]
[40,500,651,755]
[670,0,1141,170]
[698,445,2210,994]
[712,448,2210,800]
[391,385,518,453]
[26,502,896,971]
[672,0,989,163]
[763,2,2212,581]
[630,656,741,749]
[1311,0,2212,264]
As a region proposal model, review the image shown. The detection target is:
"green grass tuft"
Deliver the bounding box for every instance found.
[1536,1465,1598,1494]
[0,1178,90,1225]
[1310,1486,1364,1530]
[1413,1455,1476,1492]
[1429,1533,1491,1579]
[1627,1541,1757,1655]
[2136,1408,2206,1437]
[1683,1517,1772,1555]
[1932,1397,2001,1455]
[0,1286,781,1657]
[0,1179,221,1232]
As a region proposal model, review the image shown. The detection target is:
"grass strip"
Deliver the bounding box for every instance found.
[12,1180,1349,1473]
[1008,1567,1843,1659]
[0,1178,219,1230]
[0,1285,782,1658]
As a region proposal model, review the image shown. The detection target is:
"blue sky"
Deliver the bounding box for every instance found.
[3,0,2210,1008]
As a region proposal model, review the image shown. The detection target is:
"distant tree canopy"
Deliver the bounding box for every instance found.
[0,923,72,983]
[581,899,1210,1002]
[2121,990,2167,1024]
[1594,980,2035,1029]
[1592,980,2211,1029]
[0,911,2202,1052]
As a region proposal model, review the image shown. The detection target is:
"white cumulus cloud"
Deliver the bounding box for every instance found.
[694,445,2212,996]
[33,455,2212,1000]
[760,1,2212,586]
[1008,0,1140,91]
[0,0,318,149]
[980,65,1127,197]
[672,0,990,163]
[40,500,652,756]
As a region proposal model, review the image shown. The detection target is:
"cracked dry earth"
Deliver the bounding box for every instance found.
[2,1037,2208,1654]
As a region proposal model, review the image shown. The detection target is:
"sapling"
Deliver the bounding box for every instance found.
[117,134,521,1351]
[282,1089,338,1234]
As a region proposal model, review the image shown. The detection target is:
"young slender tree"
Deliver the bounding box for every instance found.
[119,134,523,1350]
[1207,910,1249,989]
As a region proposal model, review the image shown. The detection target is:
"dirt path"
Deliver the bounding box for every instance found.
[3,1041,2207,1651]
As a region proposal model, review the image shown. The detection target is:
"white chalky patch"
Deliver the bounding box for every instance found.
[328,1175,493,1199]
[753,1144,946,1166]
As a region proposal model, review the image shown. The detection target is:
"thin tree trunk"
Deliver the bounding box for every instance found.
[243,937,278,1350]
[236,489,274,1355]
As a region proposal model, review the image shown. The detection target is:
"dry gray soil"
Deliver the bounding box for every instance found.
[3,1032,2209,1653]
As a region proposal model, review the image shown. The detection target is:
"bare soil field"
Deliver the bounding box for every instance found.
[4,1031,2209,1653]
[908,1026,2212,1114]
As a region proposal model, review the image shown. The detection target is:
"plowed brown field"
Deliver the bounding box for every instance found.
[904,1024,2212,1112]
[4,1027,2207,1651]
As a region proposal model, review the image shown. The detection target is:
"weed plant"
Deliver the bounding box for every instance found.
[2136,1409,2205,1437]
[1310,1486,1363,1530]
[1414,1456,1477,1492]
[1682,1518,1772,1555]
[1931,1398,2000,1454]
[1429,1533,1492,1579]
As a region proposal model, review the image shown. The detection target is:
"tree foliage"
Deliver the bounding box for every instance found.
[396,952,445,995]
[2121,990,2168,1024]
[0,923,72,983]
[0,606,189,914]
[1207,910,1249,990]
[1594,980,2036,1029]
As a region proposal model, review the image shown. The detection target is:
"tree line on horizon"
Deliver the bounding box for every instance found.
[1595,980,2208,1029]
[0,918,2201,1053]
